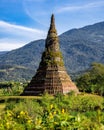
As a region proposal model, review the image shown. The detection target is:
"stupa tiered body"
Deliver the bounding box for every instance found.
[22,14,78,95]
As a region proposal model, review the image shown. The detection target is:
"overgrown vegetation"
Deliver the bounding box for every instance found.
[76,62,104,96]
[0,93,104,130]
[41,50,64,66]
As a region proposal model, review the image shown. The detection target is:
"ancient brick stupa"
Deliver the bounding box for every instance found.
[22,14,78,96]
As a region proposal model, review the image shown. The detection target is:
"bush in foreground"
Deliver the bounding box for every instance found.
[0,93,104,130]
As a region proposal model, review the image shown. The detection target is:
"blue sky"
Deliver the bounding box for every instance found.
[0,0,104,51]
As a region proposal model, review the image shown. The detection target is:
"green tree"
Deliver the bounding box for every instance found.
[76,62,104,96]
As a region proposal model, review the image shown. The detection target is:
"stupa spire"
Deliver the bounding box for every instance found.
[51,14,55,24]
[46,14,59,51]
[48,14,57,34]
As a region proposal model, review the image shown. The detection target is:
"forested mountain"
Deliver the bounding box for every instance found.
[0,51,8,55]
[0,21,104,81]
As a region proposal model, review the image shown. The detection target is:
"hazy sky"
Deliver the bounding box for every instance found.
[0,0,104,51]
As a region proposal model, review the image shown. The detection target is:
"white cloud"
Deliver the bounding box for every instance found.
[0,21,42,33]
[0,42,25,51]
[0,20,46,38]
[0,20,46,51]
[56,1,104,13]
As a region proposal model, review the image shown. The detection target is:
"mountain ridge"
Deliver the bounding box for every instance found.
[0,21,104,81]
